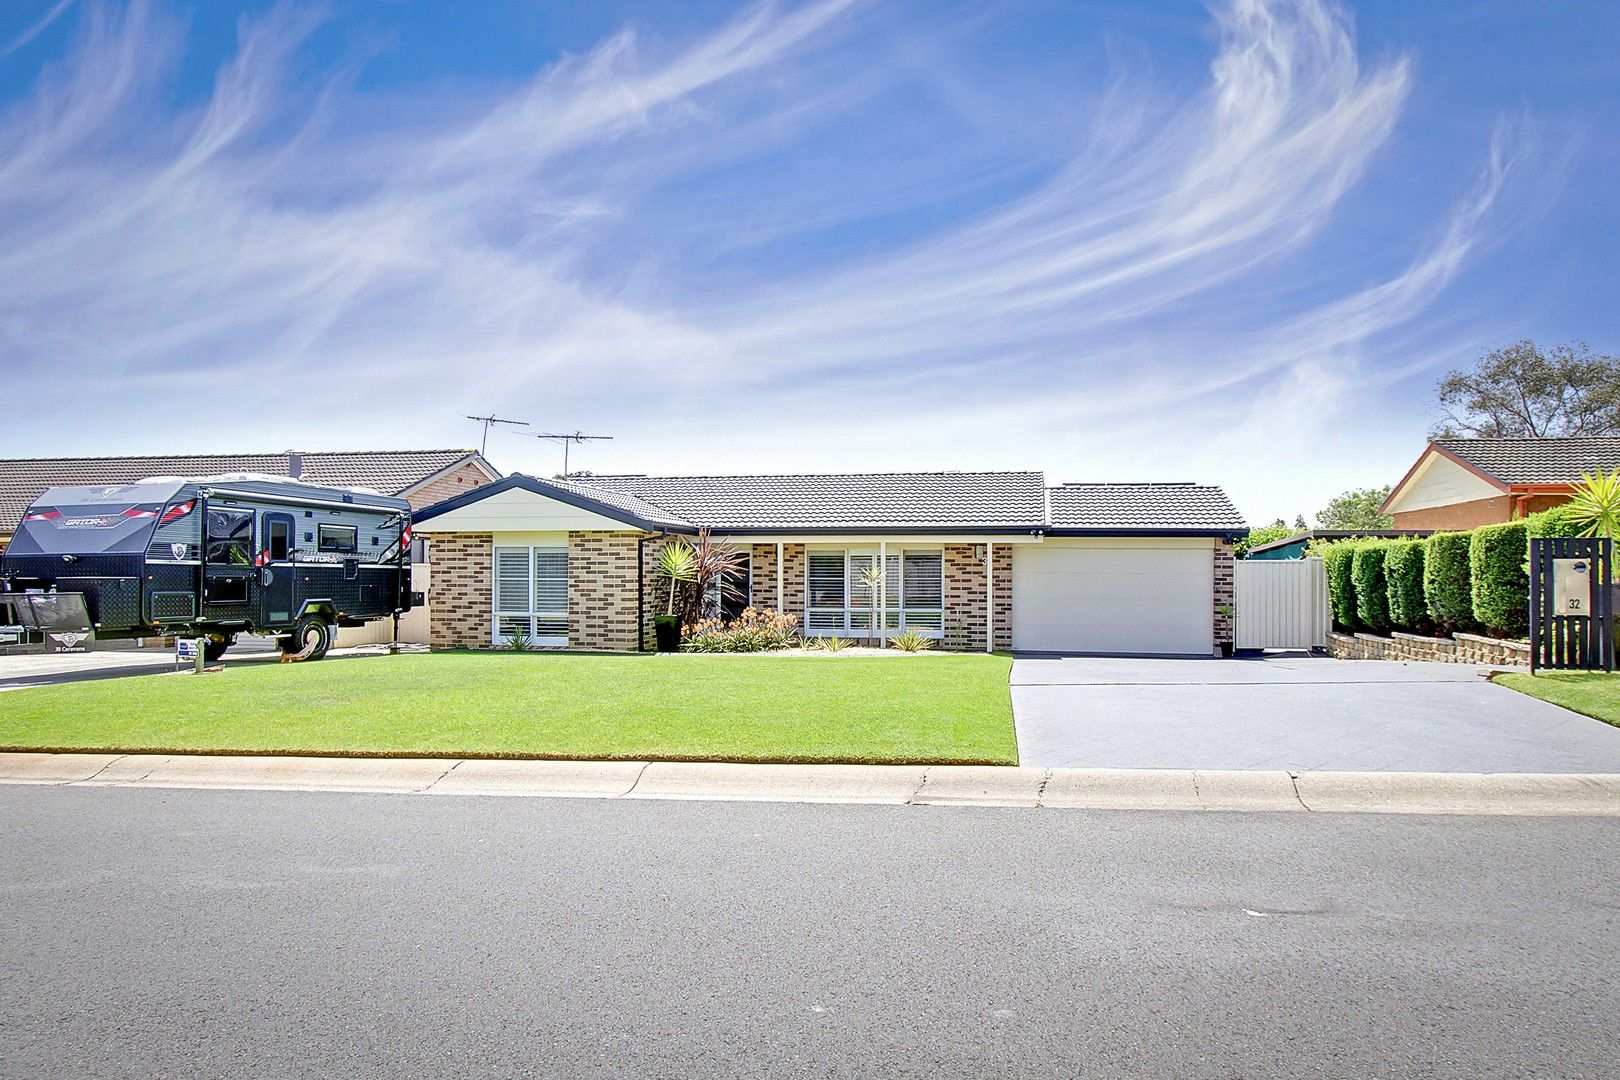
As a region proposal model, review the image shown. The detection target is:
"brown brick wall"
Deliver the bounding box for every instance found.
[404,459,495,511]
[1393,493,1573,530]
[941,544,1009,651]
[1213,538,1234,649]
[569,531,643,652]
[428,532,492,649]
[750,544,780,611]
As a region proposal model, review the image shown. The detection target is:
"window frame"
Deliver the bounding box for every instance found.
[804,546,943,638]
[492,544,569,647]
[317,523,359,555]
[204,507,254,566]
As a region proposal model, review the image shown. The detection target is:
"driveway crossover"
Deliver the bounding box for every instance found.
[1012,654,1620,773]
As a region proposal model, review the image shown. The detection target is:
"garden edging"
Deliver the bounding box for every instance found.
[1324,630,1529,667]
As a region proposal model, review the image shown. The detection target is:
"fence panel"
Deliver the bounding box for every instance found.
[1234,558,1329,650]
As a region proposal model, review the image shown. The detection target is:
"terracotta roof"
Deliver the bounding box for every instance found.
[1047,483,1246,533]
[0,450,492,533]
[1435,437,1620,485]
[571,472,1049,531]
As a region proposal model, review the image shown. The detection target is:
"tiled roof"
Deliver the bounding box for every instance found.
[1435,437,1620,484]
[0,450,489,533]
[537,477,695,531]
[1047,483,1246,533]
[573,472,1049,531]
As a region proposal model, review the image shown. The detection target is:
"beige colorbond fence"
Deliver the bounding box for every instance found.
[334,564,431,647]
[1234,557,1329,651]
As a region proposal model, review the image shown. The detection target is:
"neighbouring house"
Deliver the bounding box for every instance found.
[411,471,1246,656]
[1381,437,1620,530]
[1246,529,1432,560]
[0,449,500,556]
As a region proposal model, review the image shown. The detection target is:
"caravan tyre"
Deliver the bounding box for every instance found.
[203,635,235,662]
[281,616,331,662]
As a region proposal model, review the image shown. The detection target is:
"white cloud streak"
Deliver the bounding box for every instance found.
[0,0,1537,520]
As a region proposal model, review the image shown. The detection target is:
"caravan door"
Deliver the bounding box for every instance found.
[259,512,297,628]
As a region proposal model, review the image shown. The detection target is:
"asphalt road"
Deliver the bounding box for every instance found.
[2,787,1617,1079]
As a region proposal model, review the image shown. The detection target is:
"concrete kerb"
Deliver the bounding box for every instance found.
[0,753,1617,814]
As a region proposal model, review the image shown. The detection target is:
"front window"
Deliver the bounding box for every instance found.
[703,552,752,621]
[494,545,568,646]
[805,548,943,637]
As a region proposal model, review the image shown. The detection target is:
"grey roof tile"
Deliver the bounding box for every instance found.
[573,472,1048,531]
[0,450,489,532]
[1434,437,1620,484]
[1047,483,1246,532]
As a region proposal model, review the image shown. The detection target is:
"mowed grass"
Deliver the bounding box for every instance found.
[0,652,1018,765]
[1494,671,1620,729]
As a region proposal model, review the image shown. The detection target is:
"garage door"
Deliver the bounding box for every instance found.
[1011,539,1214,655]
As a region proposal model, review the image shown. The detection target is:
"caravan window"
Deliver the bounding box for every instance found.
[318,524,358,554]
[264,516,292,561]
[205,508,254,565]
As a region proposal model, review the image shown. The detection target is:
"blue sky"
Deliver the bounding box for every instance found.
[1,1,1615,525]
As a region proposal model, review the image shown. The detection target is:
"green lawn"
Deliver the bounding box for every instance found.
[1493,671,1620,728]
[0,652,1018,765]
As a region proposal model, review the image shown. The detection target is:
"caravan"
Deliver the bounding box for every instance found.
[0,475,417,661]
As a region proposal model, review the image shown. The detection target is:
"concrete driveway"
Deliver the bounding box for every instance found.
[1012,654,1620,773]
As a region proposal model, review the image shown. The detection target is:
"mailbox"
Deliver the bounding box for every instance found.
[1552,558,1593,616]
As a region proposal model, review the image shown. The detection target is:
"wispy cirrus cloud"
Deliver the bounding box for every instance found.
[0,0,1552,518]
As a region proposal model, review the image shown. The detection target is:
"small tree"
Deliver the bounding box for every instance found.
[1383,539,1427,633]
[1423,531,1475,633]
[1351,541,1392,633]
[1469,521,1530,637]
[1315,486,1394,529]
[1321,542,1359,631]
[1235,522,1293,558]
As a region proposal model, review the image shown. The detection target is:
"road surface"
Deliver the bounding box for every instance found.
[2,786,1616,1078]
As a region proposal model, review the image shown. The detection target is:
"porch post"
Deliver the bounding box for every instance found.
[776,542,784,614]
[878,539,887,642]
[985,541,994,654]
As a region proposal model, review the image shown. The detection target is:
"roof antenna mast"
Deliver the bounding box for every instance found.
[532,431,613,477]
[465,414,530,456]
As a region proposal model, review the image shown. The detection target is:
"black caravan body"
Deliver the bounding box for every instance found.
[0,474,415,660]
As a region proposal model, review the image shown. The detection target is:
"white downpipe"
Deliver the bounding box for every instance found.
[776,542,784,614]
[985,541,994,654]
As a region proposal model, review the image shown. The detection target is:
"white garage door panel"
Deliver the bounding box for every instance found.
[1012,541,1213,655]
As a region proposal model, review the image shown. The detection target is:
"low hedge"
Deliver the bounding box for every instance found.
[1321,542,1358,631]
[1351,541,1392,633]
[1470,520,1529,637]
[1383,539,1427,631]
[1525,505,1587,541]
[1423,531,1475,632]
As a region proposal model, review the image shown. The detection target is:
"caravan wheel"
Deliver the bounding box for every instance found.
[203,635,235,662]
[280,616,331,662]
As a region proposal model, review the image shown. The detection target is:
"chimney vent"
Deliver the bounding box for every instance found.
[286,451,303,479]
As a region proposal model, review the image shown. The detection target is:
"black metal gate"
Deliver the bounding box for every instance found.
[1529,536,1614,672]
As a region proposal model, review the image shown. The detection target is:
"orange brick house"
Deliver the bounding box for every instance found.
[1381,437,1620,530]
[412,471,1247,656]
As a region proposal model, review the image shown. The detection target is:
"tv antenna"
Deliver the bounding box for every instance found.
[533,431,613,477]
[465,414,530,455]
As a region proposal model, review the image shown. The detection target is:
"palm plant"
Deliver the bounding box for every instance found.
[858,562,885,641]
[655,539,698,616]
[1565,470,1620,540]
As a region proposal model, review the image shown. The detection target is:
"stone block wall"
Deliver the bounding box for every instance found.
[428,532,492,649]
[1324,630,1529,667]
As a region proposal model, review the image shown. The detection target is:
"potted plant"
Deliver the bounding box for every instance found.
[653,540,697,652]
[1217,602,1235,657]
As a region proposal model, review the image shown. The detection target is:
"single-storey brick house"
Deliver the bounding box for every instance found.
[1382,437,1620,530]
[413,471,1246,656]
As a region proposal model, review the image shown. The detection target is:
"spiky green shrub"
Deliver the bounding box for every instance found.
[1423,531,1475,632]
[1383,539,1427,632]
[1321,542,1358,631]
[888,630,935,653]
[1469,520,1530,637]
[1351,541,1392,633]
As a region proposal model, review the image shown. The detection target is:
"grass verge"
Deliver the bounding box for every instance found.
[1493,671,1620,729]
